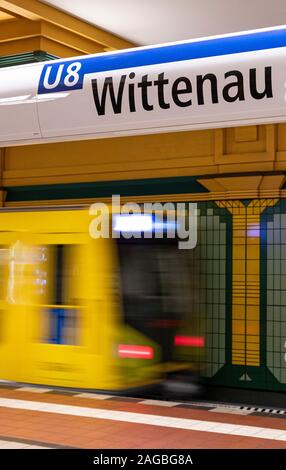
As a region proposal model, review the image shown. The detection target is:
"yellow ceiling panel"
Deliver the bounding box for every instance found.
[0,10,14,20]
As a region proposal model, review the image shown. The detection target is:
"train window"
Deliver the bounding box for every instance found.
[51,244,74,306]
[0,247,9,300]
[44,307,77,345]
[117,240,194,362]
[118,241,192,319]
[42,244,79,345]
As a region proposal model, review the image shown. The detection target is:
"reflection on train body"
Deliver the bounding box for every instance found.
[0,209,205,394]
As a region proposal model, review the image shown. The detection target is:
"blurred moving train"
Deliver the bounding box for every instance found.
[0,208,205,393]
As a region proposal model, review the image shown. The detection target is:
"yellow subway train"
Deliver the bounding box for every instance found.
[0,208,204,393]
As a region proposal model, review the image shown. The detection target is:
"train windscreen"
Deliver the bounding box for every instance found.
[117,239,201,364]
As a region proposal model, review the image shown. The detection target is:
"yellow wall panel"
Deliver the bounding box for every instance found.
[5,131,215,169]
[233,321,246,335]
[232,245,246,259]
[2,122,285,190]
[4,130,216,186]
[246,322,260,335]
[225,126,266,154]
[277,123,286,151]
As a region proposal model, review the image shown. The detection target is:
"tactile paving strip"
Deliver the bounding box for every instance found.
[2,382,286,418]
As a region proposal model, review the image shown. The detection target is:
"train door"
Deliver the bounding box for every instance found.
[0,234,17,380]
[117,237,205,385]
[21,233,89,388]
[117,239,184,383]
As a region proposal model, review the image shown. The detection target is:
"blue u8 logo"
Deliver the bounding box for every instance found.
[38,60,84,94]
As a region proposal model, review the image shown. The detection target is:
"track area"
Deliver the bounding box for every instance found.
[0,384,286,449]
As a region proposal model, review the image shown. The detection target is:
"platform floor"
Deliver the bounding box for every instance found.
[0,386,286,449]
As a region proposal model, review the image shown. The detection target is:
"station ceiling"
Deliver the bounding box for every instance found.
[42,0,286,46]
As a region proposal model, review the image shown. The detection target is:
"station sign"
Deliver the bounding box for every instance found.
[1,25,286,146]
